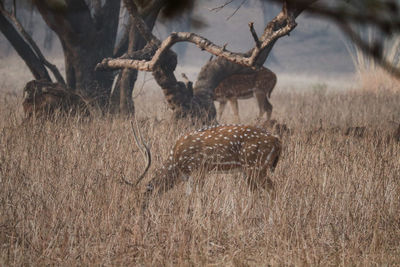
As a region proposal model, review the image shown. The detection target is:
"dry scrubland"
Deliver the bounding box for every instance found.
[1,80,400,266]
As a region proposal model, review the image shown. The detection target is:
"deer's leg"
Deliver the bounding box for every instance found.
[255,90,273,121]
[254,90,266,119]
[265,98,273,121]
[218,99,227,120]
[229,98,240,123]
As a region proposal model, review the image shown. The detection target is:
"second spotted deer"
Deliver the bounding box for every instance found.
[214,67,277,122]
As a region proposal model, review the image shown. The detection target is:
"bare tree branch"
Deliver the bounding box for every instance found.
[95,0,311,122]
[96,10,297,72]
[226,0,247,20]
[249,22,261,48]
[209,0,234,12]
[0,3,65,85]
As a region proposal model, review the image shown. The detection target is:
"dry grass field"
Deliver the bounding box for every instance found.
[1,78,400,266]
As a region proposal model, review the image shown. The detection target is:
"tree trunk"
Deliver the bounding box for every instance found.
[34,0,120,110]
[97,0,316,123]
[0,10,50,81]
[43,26,54,51]
[151,49,194,120]
[110,4,162,115]
[190,2,311,122]
[118,23,136,115]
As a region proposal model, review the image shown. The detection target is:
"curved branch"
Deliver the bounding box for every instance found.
[96,15,296,72]
[0,4,65,85]
[98,0,297,72]
[96,0,305,123]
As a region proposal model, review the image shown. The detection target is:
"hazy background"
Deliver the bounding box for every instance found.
[0,0,356,93]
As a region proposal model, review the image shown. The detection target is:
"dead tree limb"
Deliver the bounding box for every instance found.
[96,0,311,122]
[96,11,297,71]
[269,0,400,78]
[0,3,65,85]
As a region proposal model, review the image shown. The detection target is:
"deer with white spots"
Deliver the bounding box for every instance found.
[182,68,277,123]
[129,123,281,197]
[214,67,277,122]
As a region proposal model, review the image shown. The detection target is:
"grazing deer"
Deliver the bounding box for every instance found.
[214,68,277,122]
[128,123,281,198]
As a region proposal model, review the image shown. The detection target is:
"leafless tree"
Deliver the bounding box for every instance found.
[97,0,306,123]
[2,0,399,120]
[0,0,169,114]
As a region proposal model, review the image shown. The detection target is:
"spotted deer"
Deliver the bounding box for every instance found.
[214,68,277,122]
[128,123,281,198]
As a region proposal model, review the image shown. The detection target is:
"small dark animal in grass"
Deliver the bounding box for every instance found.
[344,126,366,138]
[22,79,89,119]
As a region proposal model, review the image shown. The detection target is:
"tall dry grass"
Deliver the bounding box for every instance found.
[1,85,400,266]
[344,27,400,93]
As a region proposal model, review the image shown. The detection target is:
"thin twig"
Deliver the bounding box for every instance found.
[226,0,247,20]
[209,0,234,12]
[130,119,151,186]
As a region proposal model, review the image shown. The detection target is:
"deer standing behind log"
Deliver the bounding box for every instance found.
[214,67,277,123]
[181,68,277,123]
[129,123,281,199]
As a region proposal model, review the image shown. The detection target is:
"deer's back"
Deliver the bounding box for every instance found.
[254,68,277,97]
[214,73,256,100]
[168,125,281,175]
[213,68,276,100]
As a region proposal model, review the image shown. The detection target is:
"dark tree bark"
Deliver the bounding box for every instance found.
[0,7,50,81]
[33,0,121,108]
[1,2,65,84]
[43,26,54,50]
[111,1,164,114]
[2,0,189,116]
